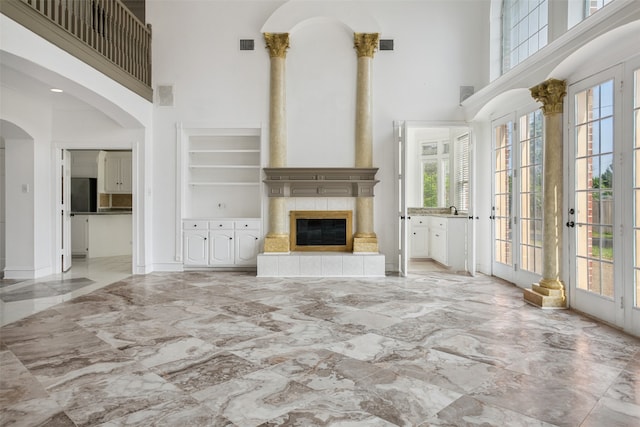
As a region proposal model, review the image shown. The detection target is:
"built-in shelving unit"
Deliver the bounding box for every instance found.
[176,125,263,265]
[180,128,262,218]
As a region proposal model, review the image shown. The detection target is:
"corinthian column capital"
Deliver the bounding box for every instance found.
[530,79,567,115]
[264,33,290,58]
[354,33,380,58]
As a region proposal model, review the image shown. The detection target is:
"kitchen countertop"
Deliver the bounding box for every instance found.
[407,207,467,218]
[71,210,132,215]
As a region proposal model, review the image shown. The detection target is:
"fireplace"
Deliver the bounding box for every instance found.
[290,210,353,252]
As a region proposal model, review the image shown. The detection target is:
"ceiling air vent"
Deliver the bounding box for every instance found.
[240,39,255,51]
[379,39,394,51]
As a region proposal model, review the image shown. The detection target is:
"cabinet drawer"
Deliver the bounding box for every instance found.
[235,220,260,230]
[183,220,208,230]
[412,216,429,226]
[428,217,447,230]
[209,220,234,230]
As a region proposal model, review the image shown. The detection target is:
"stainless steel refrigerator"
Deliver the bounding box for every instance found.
[70,178,97,213]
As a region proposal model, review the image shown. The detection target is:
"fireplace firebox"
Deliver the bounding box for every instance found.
[289,210,353,252]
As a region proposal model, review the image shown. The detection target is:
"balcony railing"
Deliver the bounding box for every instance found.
[1,0,152,101]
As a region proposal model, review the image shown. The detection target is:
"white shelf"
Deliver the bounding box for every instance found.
[189,165,260,169]
[189,182,261,186]
[189,149,260,153]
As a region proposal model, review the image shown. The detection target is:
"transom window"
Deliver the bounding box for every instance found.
[502,0,549,73]
[585,0,615,18]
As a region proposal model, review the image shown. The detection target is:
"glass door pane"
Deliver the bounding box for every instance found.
[494,122,513,267]
[519,111,543,275]
[574,80,615,299]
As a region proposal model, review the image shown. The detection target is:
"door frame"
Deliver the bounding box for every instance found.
[490,105,545,287]
[53,142,138,274]
[566,66,624,327]
[624,56,640,336]
[395,120,474,275]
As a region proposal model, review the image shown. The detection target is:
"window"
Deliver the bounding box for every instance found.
[502,0,548,73]
[454,133,470,211]
[585,0,615,18]
[421,140,450,207]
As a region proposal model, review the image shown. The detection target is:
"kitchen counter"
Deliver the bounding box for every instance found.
[71,210,132,215]
[407,207,467,218]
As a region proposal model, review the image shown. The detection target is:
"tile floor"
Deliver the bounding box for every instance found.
[1,260,639,426]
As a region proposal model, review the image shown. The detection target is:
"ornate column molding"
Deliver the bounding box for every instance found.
[263,32,290,252]
[524,78,567,308]
[353,33,379,253]
[264,33,290,58]
[354,33,379,58]
[530,79,566,115]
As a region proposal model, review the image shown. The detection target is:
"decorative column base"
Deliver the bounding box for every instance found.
[353,236,378,253]
[523,283,566,308]
[264,234,290,253]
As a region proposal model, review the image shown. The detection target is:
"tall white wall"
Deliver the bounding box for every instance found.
[148,0,490,270]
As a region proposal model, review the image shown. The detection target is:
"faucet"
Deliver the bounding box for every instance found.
[449,205,458,215]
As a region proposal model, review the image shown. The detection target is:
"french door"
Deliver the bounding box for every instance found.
[568,63,640,336]
[491,109,544,286]
[395,121,409,276]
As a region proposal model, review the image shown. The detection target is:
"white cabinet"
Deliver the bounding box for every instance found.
[183,219,261,267]
[183,229,209,266]
[71,215,89,256]
[428,216,466,271]
[103,151,132,193]
[71,214,131,258]
[410,216,429,258]
[208,220,234,265]
[235,229,261,265]
[429,219,448,265]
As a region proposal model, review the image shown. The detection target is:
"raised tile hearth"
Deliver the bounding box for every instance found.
[257,252,385,277]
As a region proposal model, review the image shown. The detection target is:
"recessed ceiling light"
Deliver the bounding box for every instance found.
[50,88,63,93]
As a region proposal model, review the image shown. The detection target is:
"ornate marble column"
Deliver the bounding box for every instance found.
[524,78,567,308]
[263,33,290,252]
[353,32,379,253]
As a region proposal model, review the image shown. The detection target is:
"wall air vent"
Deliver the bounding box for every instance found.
[157,85,174,106]
[240,39,255,51]
[379,39,394,51]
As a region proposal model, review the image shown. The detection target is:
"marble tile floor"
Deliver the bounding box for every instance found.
[1,268,639,426]
[0,256,132,327]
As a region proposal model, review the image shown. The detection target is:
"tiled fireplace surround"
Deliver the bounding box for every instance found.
[257,169,385,277]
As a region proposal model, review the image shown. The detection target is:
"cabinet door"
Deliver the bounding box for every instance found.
[235,230,260,265]
[430,228,448,265]
[410,217,429,258]
[183,230,208,265]
[104,152,132,193]
[71,215,89,256]
[104,155,121,193]
[210,230,234,265]
[118,152,133,192]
